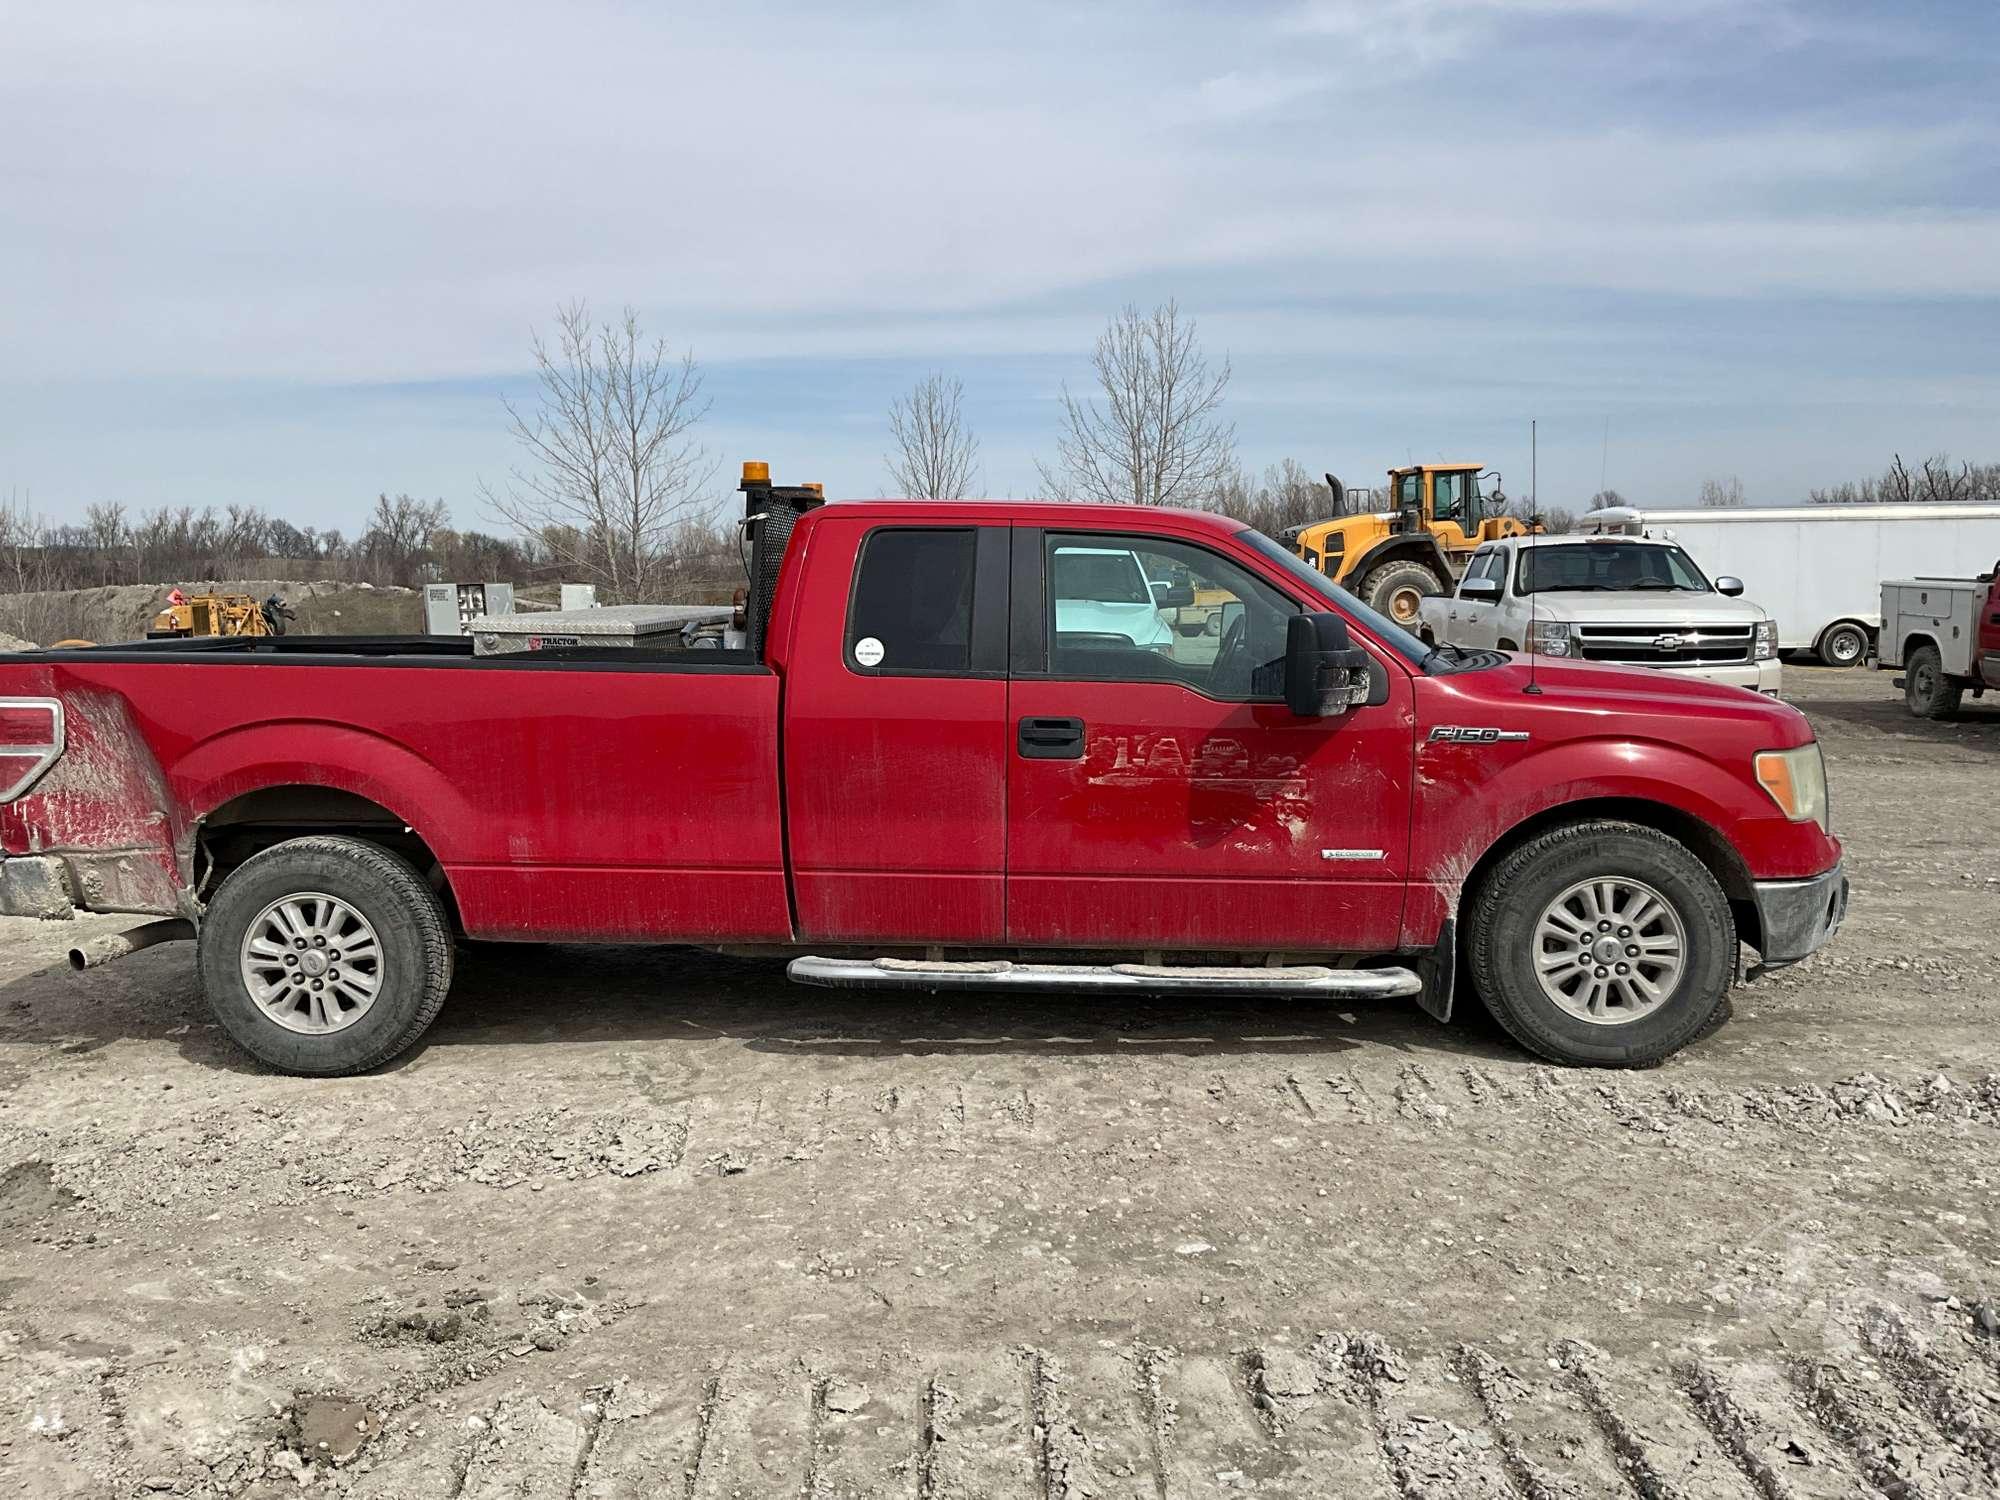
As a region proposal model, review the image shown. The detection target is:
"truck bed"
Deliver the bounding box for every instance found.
[0,639,789,941]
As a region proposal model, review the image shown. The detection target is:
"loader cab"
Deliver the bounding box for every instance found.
[1393,465,1504,557]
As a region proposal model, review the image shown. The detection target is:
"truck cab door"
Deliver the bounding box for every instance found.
[1006,527,1414,954]
[1449,549,1503,648]
[781,518,1011,944]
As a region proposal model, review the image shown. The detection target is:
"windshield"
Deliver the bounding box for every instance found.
[1516,541,1711,595]
[1240,529,1432,666]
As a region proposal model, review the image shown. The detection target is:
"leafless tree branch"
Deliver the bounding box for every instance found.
[886,372,980,499]
[1037,300,1236,506]
[481,300,715,601]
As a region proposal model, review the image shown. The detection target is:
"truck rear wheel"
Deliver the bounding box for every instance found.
[1466,820,1735,1067]
[1904,644,1962,719]
[1360,560,1445,627]
[197,835,454,1075]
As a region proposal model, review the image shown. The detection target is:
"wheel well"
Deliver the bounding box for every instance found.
[195,785,459,927]
[1498,638,1519,651]
[1903,632,1939,664]
[1356,539,1449,584]
[1461,797,1760,951]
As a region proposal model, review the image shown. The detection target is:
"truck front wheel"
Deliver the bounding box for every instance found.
[1904,644,1962,719]
[1360,560,1445,627]
[197,835,455,1075]
[1466,820,1735,1067]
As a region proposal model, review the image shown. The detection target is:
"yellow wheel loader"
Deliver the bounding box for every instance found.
[1286,464,1532,627]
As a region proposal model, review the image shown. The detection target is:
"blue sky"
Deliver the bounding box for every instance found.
[4,0,1997,532]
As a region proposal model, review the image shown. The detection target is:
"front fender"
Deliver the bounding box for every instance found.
[1401,733,1826,945]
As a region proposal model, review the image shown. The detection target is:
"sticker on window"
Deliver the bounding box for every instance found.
[853,636,885,667]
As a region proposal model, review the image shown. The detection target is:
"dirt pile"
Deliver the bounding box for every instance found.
[0,579,422,646]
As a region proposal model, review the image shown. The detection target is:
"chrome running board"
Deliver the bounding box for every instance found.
[786,955,1422,999]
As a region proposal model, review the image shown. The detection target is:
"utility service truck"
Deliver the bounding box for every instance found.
[1878,570,2000,718]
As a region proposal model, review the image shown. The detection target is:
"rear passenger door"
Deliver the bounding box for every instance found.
[782,517,1011,944]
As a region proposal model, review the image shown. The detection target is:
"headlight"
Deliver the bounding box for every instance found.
[1528,619,1580,658]
[1753,620,1778,661]
[1754,743,1829,831]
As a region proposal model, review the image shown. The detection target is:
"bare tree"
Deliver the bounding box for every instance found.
[1206,458,1333,537]
[1587,489,1627,510]
[886,372,980,499]
[362,493,450,586]
[1037,300,1236,506]
[1697,475,1745,507]
[484,301,713,601]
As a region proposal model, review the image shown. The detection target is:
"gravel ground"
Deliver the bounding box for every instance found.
[2,665,1998,1498]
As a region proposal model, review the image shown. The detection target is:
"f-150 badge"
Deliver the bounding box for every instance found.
[1427,726,1531,744]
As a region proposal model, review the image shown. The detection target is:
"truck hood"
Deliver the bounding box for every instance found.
[1526,590,1769,626]
[1438,653,1811,741]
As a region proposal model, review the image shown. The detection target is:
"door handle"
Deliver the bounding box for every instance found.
[1018,715,1085,759]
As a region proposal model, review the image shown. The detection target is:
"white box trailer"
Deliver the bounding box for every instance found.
[1600,504,2000,664]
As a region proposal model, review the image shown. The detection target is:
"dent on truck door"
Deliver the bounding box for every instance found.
[1006,528,1414,952]
[782,519,1011,943]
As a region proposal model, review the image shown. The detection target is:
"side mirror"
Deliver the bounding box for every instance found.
[1459,575,1502,604]
[1285,612,1373,717]
[1715,575,1745,597]
[1150,579,1195,609]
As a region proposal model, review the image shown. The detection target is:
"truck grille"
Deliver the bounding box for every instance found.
[1575,624,1754,667]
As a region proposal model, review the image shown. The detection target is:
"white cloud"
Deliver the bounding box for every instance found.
[0,0,1994,520]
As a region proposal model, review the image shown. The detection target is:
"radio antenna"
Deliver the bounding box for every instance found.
[1525,418,1542,695]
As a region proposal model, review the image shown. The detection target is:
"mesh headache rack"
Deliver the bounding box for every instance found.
[739,461,828,657]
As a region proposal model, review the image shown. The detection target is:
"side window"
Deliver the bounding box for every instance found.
[1461,551,1494,592]
[1045,533,1297,699]
[1396,473,1422,509]
[847,528,976,674]
[1432,472,1464,526]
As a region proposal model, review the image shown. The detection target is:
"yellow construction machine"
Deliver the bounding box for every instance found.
[1286,463,1531,626]
[146,592,295,640]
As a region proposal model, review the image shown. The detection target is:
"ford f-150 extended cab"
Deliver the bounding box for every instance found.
[0,467,1847,1076]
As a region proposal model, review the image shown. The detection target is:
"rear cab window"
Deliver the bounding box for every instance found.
[846,528,978,674]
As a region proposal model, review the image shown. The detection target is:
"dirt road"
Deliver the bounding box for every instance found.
[3,667,1997,1498]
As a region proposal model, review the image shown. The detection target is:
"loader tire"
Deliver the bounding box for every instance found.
[1904,644,1961,719]
[198,835,454,1076]
[1360,560,1445,628]
[1466,819,1735,1068]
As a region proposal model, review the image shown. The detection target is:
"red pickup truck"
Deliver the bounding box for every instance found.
[0,468,1845,1075]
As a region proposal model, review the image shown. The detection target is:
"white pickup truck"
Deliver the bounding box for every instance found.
[1416,529,1782,695]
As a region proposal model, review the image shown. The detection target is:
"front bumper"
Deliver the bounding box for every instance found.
[1750,860,1848,966]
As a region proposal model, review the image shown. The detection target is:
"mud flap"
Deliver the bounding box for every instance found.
[1411,918,1456,1024]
